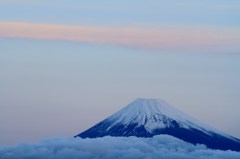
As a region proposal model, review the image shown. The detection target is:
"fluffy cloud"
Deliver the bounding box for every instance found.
[0,135,239,159]
[0,22,240,50]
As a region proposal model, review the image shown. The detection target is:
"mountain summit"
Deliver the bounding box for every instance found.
[75,98,240,151]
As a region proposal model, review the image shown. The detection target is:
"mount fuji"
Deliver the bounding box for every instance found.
[75,98,240,151]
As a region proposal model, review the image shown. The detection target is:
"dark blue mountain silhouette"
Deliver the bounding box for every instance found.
[75,98,240,151]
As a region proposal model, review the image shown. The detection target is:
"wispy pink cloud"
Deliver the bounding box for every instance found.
[0,22,239,49]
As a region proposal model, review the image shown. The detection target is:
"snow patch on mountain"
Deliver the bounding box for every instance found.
[106,98,233,139]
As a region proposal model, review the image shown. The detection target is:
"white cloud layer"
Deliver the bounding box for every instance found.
[0,135,240,159]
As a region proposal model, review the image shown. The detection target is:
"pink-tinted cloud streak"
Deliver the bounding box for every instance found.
[0,22,239,49]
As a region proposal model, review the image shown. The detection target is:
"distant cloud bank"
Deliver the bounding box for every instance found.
[0,22,239,50]
[0,135,240,159]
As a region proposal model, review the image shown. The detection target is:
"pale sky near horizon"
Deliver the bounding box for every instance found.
[0,0,240,145]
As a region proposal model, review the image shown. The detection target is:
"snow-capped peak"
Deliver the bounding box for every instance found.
[76,98,240,151]
[106,98,233,138]
[108,98,186,125]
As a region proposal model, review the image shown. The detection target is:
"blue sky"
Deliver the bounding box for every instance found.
[0,0,240,145]
[1,0,240,27]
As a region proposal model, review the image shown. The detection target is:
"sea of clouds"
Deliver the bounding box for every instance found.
[0,135,240,159]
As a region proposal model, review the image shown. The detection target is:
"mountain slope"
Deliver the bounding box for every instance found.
[75,98,240,151]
